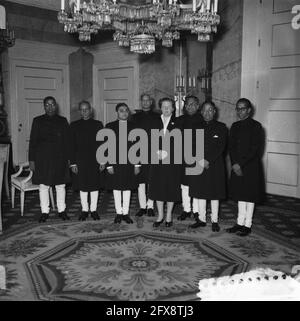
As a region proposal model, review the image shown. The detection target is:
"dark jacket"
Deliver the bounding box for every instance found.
[229,117,265,203]
[104,120,138,191]
[29,114,70,185]
[69,118,104,191]
[189,120,228,199]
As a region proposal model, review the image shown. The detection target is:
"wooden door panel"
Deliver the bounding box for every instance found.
[265,0,300,197]
[96,65,135,124]
[15,65,64,164]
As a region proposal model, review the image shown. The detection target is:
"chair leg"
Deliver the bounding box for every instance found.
[49,187,56,211]
[20,190,25,216]
[11,186,15,208]
[5,175,10,200]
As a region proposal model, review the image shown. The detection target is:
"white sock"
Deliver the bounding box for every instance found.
[211,200,219,223]
[198,199,207,222]
[122,190,131,215]
[90,191,99,212]
[138,184,147,209]
[39,184,50,214]
[80,191,89,212]
[113,190,122,214]
[55,184,66,213]
[237,201,247,226]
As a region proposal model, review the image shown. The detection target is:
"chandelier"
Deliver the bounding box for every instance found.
[58,0,220,54]
[0,5,15,51]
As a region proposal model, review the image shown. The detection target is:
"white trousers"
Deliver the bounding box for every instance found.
[80,191,99,212]
[113,190,131,215]
[39,184,66,214]
[181,184,199,213]
[138,183,154,209]
[237,201,255,228]
[195,199,219,223]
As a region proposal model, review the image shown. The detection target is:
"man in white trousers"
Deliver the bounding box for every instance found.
[132,94,159,217]
[29,96,70,223]
[69,101,105,221]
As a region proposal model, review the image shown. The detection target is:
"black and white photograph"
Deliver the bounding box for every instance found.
[0,0,300,307]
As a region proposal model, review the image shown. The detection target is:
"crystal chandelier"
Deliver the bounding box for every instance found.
[58,0,220,54]
[0,5,15,51]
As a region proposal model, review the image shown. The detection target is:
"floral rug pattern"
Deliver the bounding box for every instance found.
[0,216,299,301]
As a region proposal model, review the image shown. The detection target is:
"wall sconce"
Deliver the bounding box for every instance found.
[0,5,15,52]
[174,74,197,116]
[198,68,212,98]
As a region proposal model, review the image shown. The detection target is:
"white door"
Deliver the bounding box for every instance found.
[15,64,66,164]
[94,64,137,125]
[242,0,300,198]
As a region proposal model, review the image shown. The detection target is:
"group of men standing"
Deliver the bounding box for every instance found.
[28,94,264,237]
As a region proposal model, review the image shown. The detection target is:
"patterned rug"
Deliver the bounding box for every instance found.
[0,190,300,301]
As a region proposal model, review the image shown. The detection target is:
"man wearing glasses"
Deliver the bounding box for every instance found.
[29,96,70,223]
[226,98,264,236]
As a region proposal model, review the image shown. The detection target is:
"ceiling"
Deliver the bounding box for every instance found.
[5,0,158,11]
[6,0,60,11]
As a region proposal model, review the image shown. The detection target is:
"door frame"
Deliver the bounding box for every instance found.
[93,61,139,124]
[241,0,300,198]
[9,59,70,165]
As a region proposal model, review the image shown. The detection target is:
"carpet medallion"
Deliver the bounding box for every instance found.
[0,216,299,301]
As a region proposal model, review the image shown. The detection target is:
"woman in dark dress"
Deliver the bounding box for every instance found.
[188,101,228,232]
[148,97,182,227]
[226,98,264,236]
[105,103,139,224]
[70,101,104,221]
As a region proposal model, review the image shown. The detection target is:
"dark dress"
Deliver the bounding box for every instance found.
[131,110,160,184]
[29,114,70,186]
[229,117,264,203]
[104,120,138,191]
[148,116,182,202]
[70,118,104,192]
[177,113,204,186]
[189,120,228,200]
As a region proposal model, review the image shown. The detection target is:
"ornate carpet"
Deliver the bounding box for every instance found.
[0,212,299,301]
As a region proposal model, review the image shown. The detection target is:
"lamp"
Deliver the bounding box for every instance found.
[0,6,15,52]
[198,68,211,96]
[58,0,220,54]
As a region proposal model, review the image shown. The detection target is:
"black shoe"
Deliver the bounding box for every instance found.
[189,219,206,229]
[153,219,164,227]
[193,212,199,220]
[165,221,173,228]
[212,222,220,232]
[114,214,123,224]
[38,213,49,223]
[59,211,70,221]
[237,226,252,236]
[136,208,147,217]
[177,211,191,221]
[78,211,89,221]
[122,215,133,224]
[226,224,243,233]
[147,208,155,217]
[91,211,100,220]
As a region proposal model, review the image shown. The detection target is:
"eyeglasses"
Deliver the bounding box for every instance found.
[45,103,56,107]
[235,107,248,111]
